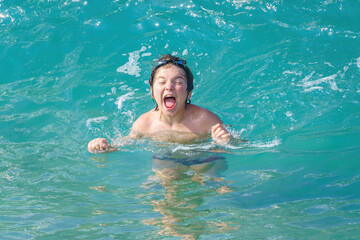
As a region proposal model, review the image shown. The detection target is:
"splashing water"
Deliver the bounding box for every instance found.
[1,0,360,239]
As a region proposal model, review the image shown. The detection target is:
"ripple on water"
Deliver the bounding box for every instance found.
[1,0,359,239]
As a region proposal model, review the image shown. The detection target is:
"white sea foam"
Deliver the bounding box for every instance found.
[299,72,342,92]
[0,13,8,19]
[285,111,293,117]
[141,52,152,57]
[282,70,301,76]
[171,143,214,153]
[116,46,147,77]
[86,116,108,129]
[304,86,324,92]
[302,71,315,82]
[357,57,360,69]
[111,87,116,94]
[225,137,281,150]
[122,110,135,123]
[249,137,282,148]
[115,92,134,110]
[84,19,101,27]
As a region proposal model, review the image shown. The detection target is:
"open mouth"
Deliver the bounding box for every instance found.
[164,95,176,110]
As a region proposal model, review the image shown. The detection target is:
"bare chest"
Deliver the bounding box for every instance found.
[143,130,207,143]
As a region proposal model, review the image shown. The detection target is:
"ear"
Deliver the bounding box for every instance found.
[150,86,154,99]
[187,90,192,100]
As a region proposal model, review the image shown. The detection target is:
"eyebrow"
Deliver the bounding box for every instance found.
[177,73,186,78]
[156,73,186,80]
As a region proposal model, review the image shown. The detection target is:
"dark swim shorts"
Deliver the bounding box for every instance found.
[152,153,225,166]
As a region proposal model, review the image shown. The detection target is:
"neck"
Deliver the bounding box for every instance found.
[158,106,187,126]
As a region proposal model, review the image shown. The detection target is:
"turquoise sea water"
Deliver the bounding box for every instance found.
[1,0,360,239]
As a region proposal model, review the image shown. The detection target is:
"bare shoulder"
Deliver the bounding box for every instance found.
[129,109,155,137]
[190,104,222,121]
[188,104,223,129]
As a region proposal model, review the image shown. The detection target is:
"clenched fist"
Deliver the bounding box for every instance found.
[211,123,231,146]
[88,138,110,153]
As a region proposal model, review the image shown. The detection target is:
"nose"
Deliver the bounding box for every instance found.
[165,81,173,90]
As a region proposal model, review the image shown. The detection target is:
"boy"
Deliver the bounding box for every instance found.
[88,54,230,153]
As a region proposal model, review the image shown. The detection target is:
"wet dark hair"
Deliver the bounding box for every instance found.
[149,54,194,110]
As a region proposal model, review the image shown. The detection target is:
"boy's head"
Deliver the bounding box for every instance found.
[149,54,194,93]
[149,54,194,111]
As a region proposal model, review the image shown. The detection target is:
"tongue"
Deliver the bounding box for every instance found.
[164,97,176,109]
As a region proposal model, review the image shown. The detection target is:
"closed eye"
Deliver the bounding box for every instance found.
[175,78,185,84]
[156,80,166,85]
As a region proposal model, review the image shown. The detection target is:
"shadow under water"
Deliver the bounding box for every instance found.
[139,148,238,239]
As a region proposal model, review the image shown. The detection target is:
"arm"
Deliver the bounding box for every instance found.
[195,106,231,146]
[87,113,147,154]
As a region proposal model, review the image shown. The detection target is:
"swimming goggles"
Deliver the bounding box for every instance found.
[156,59,186,67]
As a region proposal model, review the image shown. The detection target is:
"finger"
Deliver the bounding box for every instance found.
[101,139,108,146]
[95,144,100,151]
[97,140,105,150]
[102,143,109,151]
[212,125,221,134]
[95,138,105,149]
[98,141,104,151]
[88,144,94,153]
[90,142,96,151]
[214,129,223,138]
[103,140,110,150]
[211,123,221,133]
[215,127,227,137]
[221,133,231,139]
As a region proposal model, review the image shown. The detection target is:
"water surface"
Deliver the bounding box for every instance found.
[1,0,360,239]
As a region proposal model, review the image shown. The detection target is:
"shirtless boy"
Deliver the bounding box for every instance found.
[88,54,231,153]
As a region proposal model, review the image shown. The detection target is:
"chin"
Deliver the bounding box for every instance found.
[162,109,176,115]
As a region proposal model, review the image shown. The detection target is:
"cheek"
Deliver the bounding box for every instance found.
[153,86,163,98]
[176,85,187,93]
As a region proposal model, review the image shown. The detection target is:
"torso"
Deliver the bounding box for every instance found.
[142,130,207,144]
[130,104,222,143]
